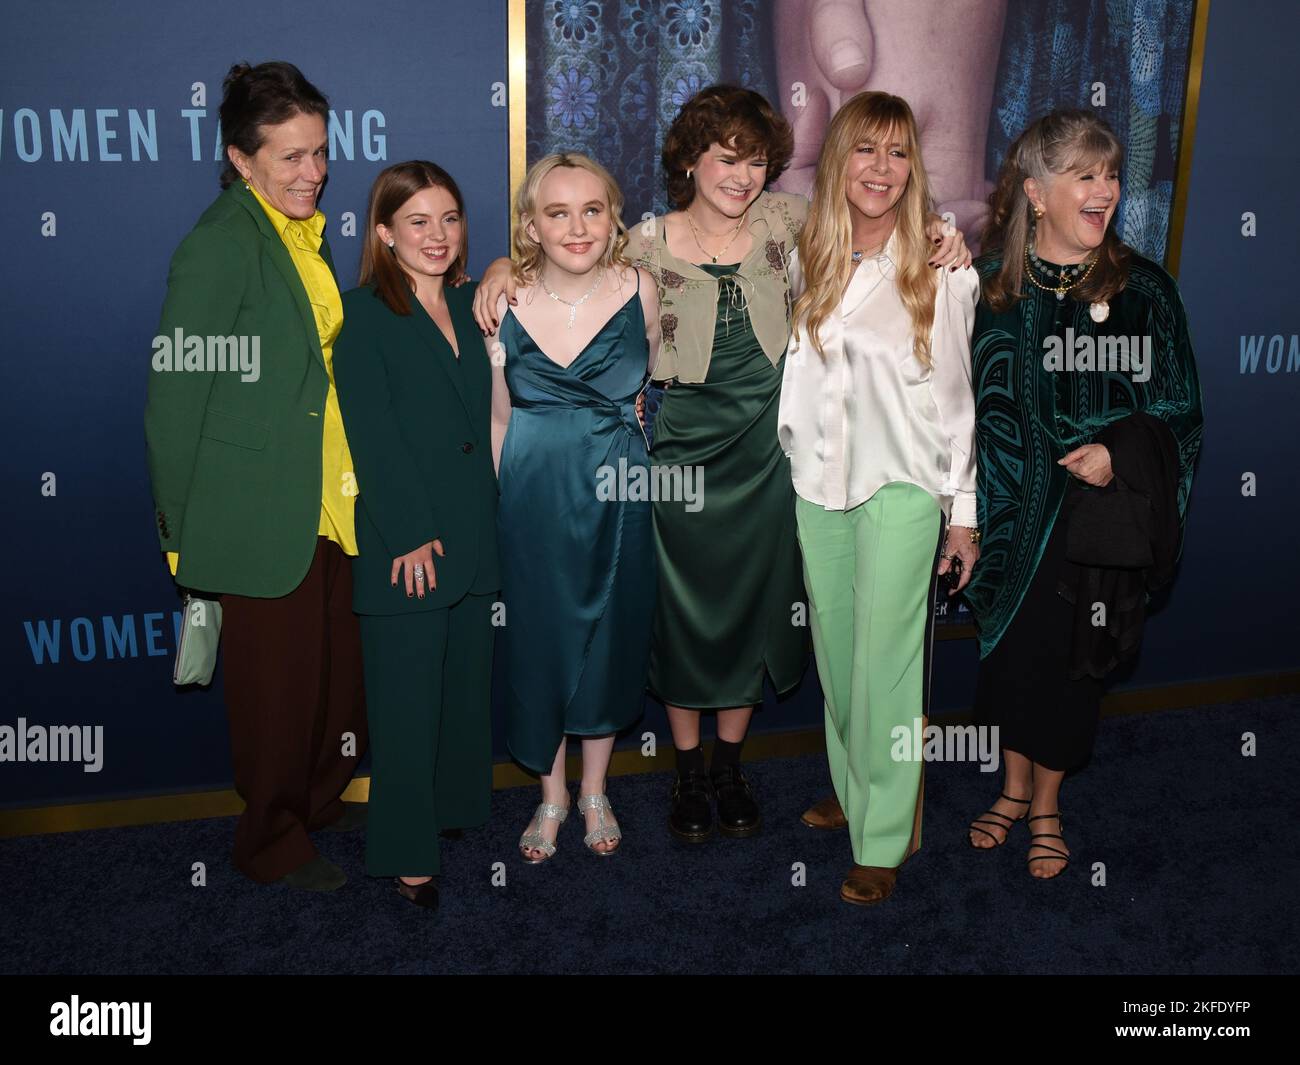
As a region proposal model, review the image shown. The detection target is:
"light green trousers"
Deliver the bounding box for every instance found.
[795,483,941,867]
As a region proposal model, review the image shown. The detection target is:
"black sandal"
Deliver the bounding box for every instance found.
[968,793,1030,848]
[1026,813,1069,877]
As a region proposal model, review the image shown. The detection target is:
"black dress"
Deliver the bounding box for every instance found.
[972,510,1103,771]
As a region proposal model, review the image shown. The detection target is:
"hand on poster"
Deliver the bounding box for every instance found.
[773,0,1008,250]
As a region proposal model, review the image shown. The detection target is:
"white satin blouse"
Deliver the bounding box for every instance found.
[777,237,979,526]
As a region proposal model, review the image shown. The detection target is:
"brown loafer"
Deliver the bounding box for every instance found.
[840,864,898,906]
[800,795,848,830]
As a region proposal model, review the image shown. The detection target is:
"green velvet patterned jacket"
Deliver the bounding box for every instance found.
[964,250,1204,657]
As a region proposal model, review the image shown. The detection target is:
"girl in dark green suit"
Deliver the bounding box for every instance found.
[333,162,499,910]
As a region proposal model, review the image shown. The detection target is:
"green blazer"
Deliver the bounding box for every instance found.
[144,182,336,598]
[332,282,499,615]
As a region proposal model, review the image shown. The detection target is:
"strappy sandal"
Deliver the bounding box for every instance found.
[518,801,568,864]
[968,793,1030,848]
[1027,812,1069,878]
[577,792,622,856]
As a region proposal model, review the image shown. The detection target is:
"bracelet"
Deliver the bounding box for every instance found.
[948,526,981,544]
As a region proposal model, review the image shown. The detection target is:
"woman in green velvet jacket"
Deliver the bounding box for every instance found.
[333,162,499,911]
[964,111,1202,880]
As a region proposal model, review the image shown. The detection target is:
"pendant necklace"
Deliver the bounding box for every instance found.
[1024,244,1109,321]
[685,208,748,263]
[851,239,887,263]
[1024,242,1098,301]
[541,266,605,328]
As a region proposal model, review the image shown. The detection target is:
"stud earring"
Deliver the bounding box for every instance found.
[1033,205,1044,219]
[387,240,395,248]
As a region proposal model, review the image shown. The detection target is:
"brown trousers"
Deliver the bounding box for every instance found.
[220,537,368,882]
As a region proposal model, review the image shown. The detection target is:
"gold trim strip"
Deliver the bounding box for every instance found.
[3,669,1295,840]
[507,0,527,212]
[1166,0,1210,276]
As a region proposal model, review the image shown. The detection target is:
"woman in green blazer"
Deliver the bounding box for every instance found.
[333,161,499,910]
[144,62,368,893]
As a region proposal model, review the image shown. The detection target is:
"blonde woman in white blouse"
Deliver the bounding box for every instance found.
[777,91,980,906]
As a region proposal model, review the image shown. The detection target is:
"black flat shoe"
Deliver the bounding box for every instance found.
[668,768,714,843]
[394,876,440,909]
[439,828,464,841]
[711,763,761,838]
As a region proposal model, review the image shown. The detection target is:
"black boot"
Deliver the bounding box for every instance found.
[669,745,713,842]
[669,769,714,842]
[711,763,761,838]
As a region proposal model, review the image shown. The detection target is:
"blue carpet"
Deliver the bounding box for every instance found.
[1,695,1295,974]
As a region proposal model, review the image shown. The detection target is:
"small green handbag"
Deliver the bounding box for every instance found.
[173,594,222,686]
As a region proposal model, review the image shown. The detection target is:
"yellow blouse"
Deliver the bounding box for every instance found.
[167,186,357,575]
[248,185,357,556]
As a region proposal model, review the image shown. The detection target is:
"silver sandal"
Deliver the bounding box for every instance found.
[518,801,568,864]
[577,793,622,856]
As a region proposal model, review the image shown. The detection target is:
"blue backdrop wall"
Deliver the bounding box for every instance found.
[1,0,509,806]
[2,0,1296,809]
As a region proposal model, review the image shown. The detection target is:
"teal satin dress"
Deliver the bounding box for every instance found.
[497,290,656,773]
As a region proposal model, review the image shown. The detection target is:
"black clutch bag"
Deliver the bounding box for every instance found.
[1064,479,1153,569]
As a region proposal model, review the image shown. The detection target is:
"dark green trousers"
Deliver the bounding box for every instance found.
[359,592,495,877]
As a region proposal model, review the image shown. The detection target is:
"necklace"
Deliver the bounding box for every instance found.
[685,208,748,263]
[851,239,887,263]
[540,266,605,328]
[1024,243,1098,301]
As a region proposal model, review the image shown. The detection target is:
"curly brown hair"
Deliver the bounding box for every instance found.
[661,85,793,209]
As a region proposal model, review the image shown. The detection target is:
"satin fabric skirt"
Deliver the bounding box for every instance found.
[648,347,808,710]
[498,297,656,774]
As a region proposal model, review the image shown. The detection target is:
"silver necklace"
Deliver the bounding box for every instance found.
[540,266,606,327]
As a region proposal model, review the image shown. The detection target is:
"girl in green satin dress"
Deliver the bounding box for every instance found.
[630,87,810,841]
[491,154,660,863]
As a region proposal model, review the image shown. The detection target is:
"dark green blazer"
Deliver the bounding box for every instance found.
[332,282,499,615]
[144,182,336,598]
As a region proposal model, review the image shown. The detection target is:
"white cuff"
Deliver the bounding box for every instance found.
[949,492,978,529]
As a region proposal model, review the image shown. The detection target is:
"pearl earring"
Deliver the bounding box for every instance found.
[387,240,395,248]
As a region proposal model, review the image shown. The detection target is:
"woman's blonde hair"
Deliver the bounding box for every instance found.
[793,92,937,367]
[511,153,630,284]
[981,108,1129,312]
